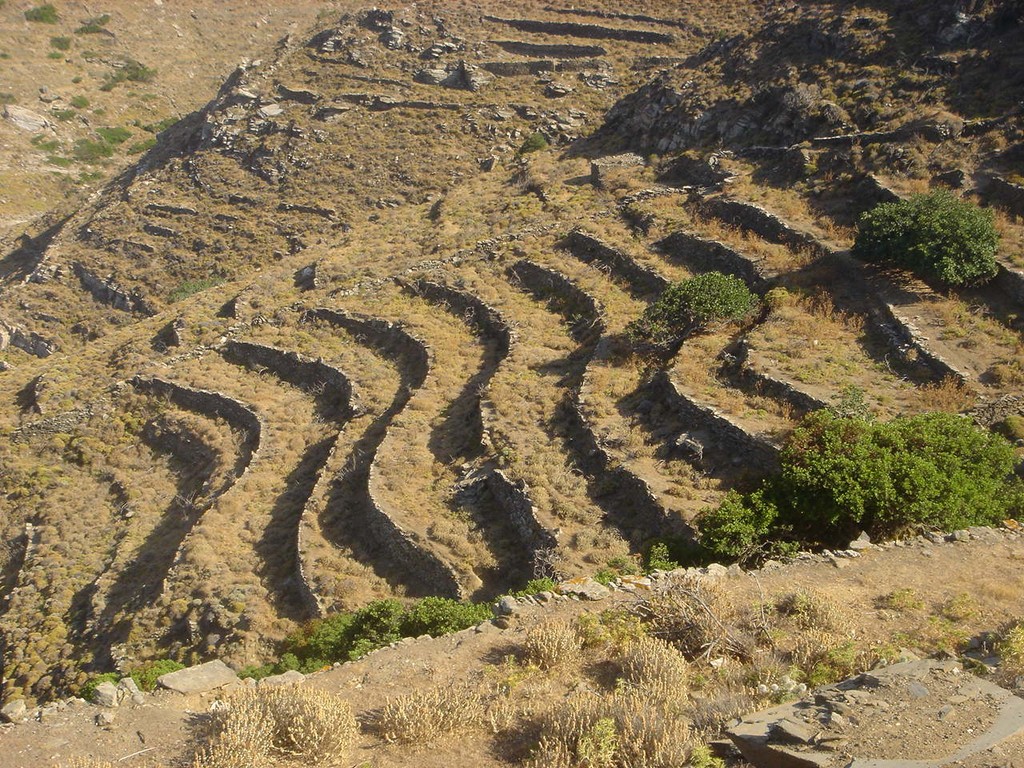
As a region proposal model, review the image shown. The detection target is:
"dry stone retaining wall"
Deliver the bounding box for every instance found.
[698,198,831,260]
[656,230,770,288]
[483,16,675,44]
[562,230,669,297]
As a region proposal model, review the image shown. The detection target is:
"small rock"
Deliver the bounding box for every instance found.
[848,531,872,550]
[494,596,519,617]
[907,681,930,698]
[93,681,119,708]
[769,717,817,744]
[157,660,239,695]
[557,578,611,601]
[1,699,27,723]
[95,710,116,727]
[938,704,955,720]
[257,103,283,118]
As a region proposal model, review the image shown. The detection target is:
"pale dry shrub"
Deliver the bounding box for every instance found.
[58,760,114,768]
[270,685,358,765]
[618,635,690,706]
[197,684,357,767]
[774,590,845,631]
[373,683,483,744]
[526,687,694,768]
[524,619,583,670]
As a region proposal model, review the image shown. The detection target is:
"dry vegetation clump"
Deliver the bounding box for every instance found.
[526,688,696,768]
[524,619,584,671]
[997,621,1024,676]
[58,760,115,768]
[372,683,484,745]
[195,684,357,768]
[618,634,690,705]
[637,575,753,662]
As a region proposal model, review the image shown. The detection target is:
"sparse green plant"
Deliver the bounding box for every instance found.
[644,541,679,572]
[100,59,156,91]
[168,277,225,302]
[129,658,184,691]
[997,622,1024,674]
[25,4,59,23]
[79,672,120,701]
[852,191,999,286]
[76,14,111,34]
[69,94,89,109]
[96,126,131,145]
[939,593,978,622]
[50,36,71,51]
[72,137,114,163]
[878,588,925,612]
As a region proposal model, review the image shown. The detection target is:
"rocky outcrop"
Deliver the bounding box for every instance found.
[483,16,674,44]
[561,230,669,297]
[0,320,56,358]
[656,231,770,288]
[985,175,1024,218]
[73,262,156,315]
[221,340,355,422]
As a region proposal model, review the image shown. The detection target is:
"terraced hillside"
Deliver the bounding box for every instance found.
[1,0,1022,707]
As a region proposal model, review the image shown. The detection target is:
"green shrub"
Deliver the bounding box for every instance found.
[76,14,110,34]
[72,138,114,163]
[128,136,156,154]
[400,596,490,637]
[167,277,225,302]
[627,271,757,346]
[852,191,999,286]
[50,36,71,51]
[697,412,1024,562]
[69,94,89,109]
[25,4,59,23]
[130,658,184,691]
[506,577,558,597]
[519,131,549,154]
[644,541,679,572]
[52,108,75,121]
[96,126,131,144]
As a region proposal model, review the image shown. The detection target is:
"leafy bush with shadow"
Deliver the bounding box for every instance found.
[129,658,185,691]
[628,271,757,347]
[76,14,111,34]
[852,190,999,286]
[519,131,550,154]
[697,411,1023,563]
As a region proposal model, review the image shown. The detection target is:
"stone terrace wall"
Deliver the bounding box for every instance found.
[699,198,832,259]
[485,470,560,576]
[483,16,675,44]
[656,231,770,288]
[563,230,669,297]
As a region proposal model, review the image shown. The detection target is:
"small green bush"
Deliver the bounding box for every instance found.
[70,94,89,109]
[96,126,131,144]
[506,577,558,597]
[76,14,110,34]
[167,277,224,302]
[25,4,59,23]
[100,59,156,91]
[628,271,757,346]
[519,131,549,154]
[852,191,999,286]
[644,541,679,572]
[52,108,75,121]
[50,35,71,51]
[130,658,184,691]
[128,136,156,154]
[72,137,114,163]
[400,596,490,637]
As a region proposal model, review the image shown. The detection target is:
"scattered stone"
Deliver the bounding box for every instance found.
[157,660,239,695]
[769,718,817,744]
[118,677,144,706]
[494,596,520,616]
[848,531,872,550]
[258,103,284,118]
[1,699,27,723]
[92,681,119,708]
[557,577,611,601]
[95,710,116,727]
[3,104,50,133]
[907,681,930,698]
[545,82,573,98]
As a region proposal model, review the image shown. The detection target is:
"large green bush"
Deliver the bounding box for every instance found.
[628,271,757,346]
[852,191,999,286]
[698,411,1023,562]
